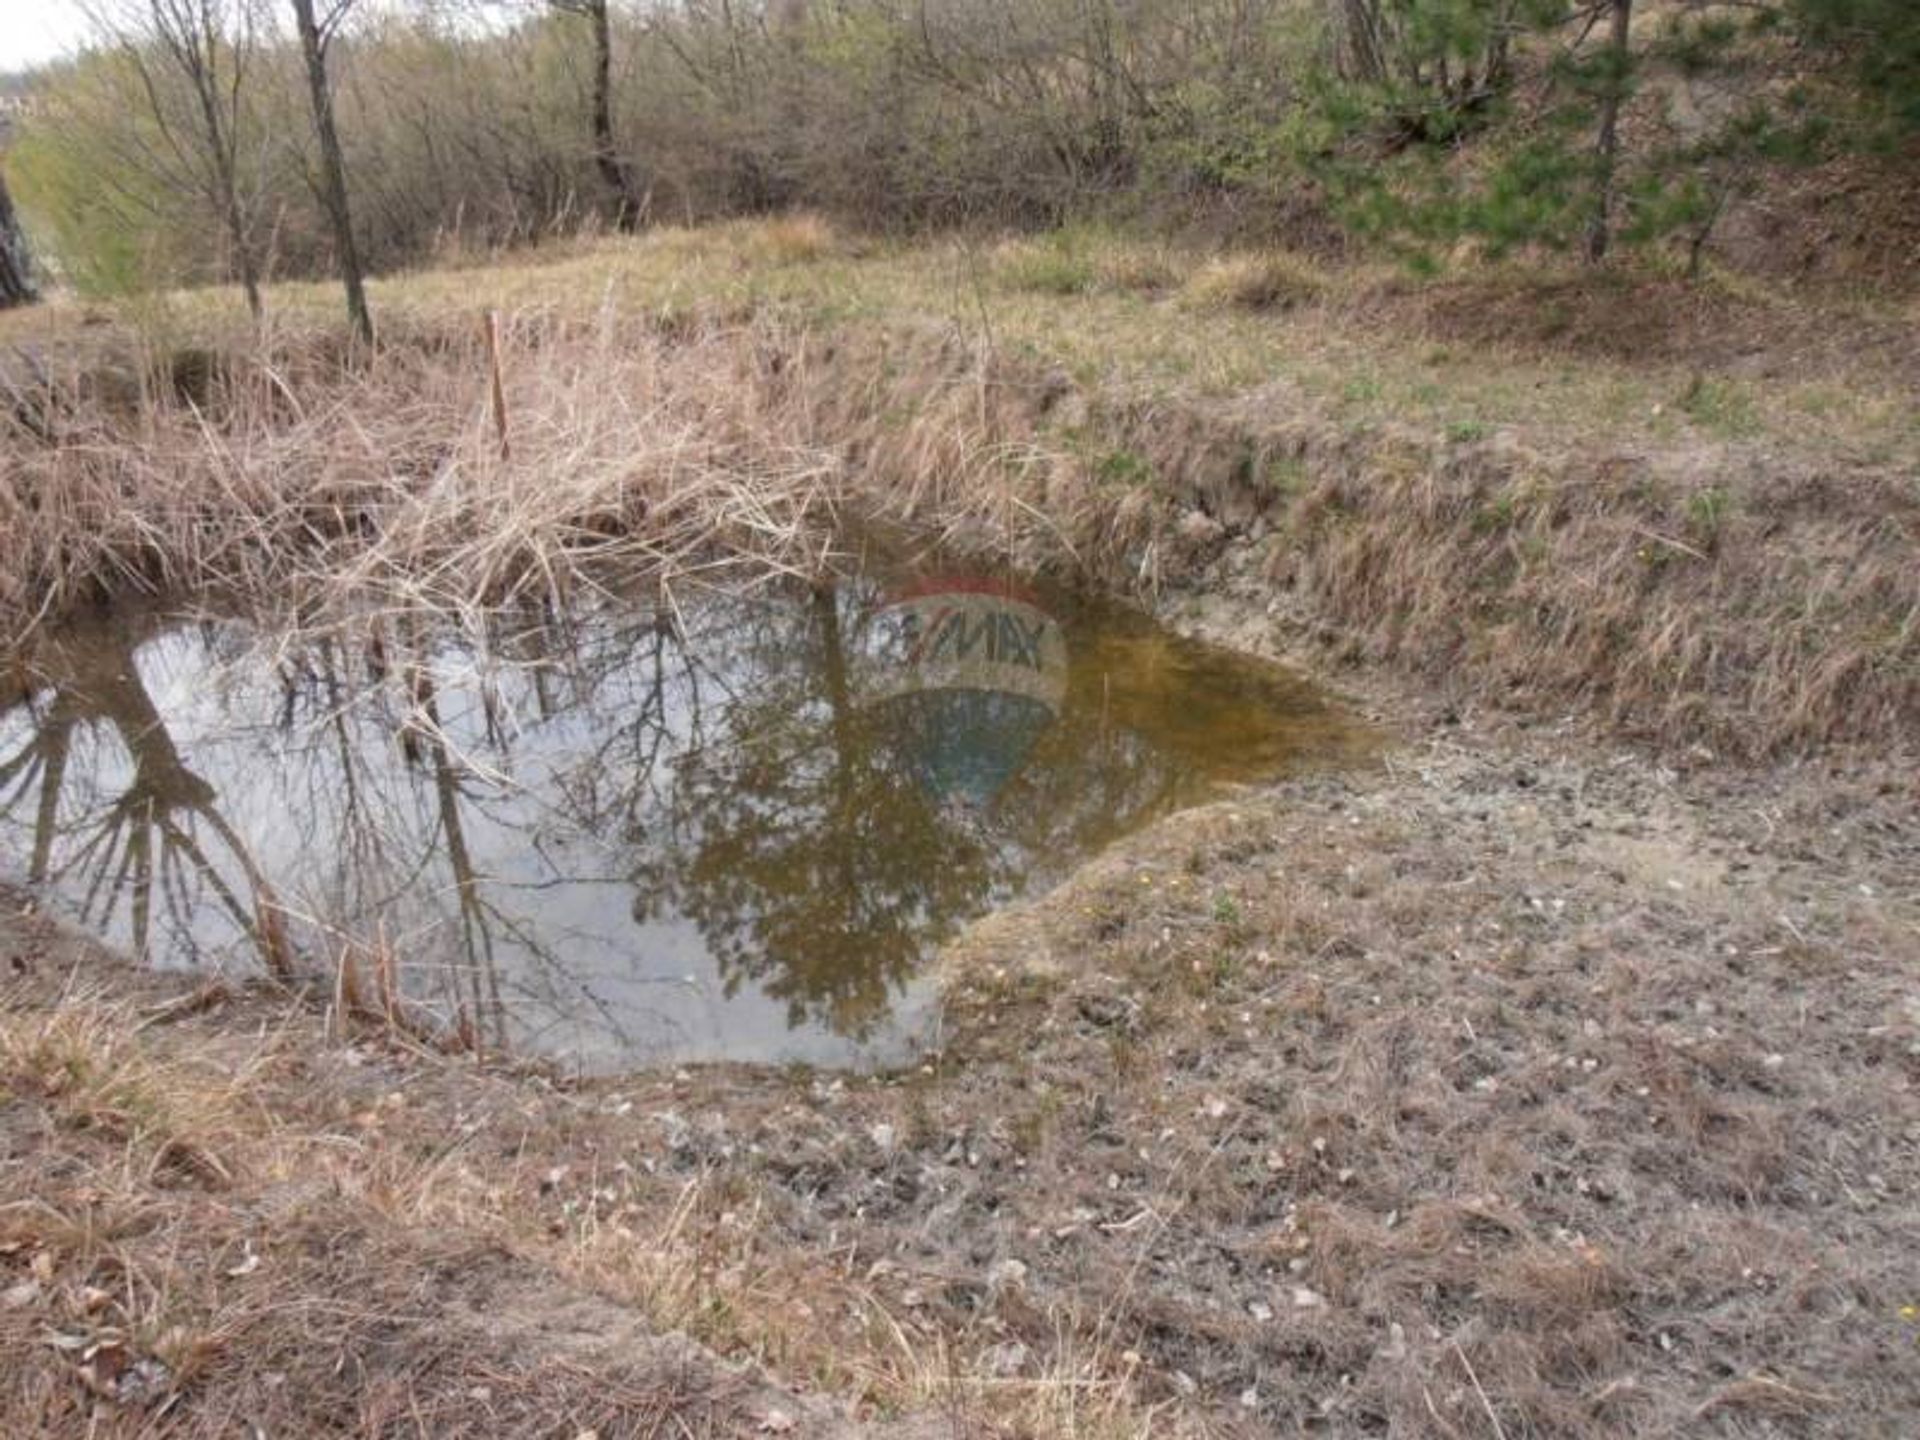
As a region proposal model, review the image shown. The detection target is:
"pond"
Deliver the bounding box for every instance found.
[0,563,1373,1070]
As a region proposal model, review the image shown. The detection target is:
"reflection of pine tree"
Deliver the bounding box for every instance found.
[631,584,1006,1039]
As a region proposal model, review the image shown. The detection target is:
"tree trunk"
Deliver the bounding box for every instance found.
[187,78,263,319]
[291,0,373,344]
[1334,0,1388,85]
[1585,0,1634,264]
[586,0,642,231]
[0,167,35,309]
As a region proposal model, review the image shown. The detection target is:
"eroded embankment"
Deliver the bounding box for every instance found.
[6,307,1910,760]
[738,319,1919,761]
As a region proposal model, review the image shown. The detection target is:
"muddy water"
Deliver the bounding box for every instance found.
[0,569,1372,1070]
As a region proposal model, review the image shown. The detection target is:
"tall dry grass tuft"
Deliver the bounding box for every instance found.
[1180,251,1326,312]
[740,212,840,265]
[0,315,845,638]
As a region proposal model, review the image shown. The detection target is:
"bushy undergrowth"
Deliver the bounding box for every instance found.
[8,0,1916,302]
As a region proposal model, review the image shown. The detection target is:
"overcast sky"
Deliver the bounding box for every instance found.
[1,0,94,73]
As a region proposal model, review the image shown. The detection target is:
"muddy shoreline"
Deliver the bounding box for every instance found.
[5,532,1916,1437]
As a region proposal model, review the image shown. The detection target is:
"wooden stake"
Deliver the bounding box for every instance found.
[483,308,510,459]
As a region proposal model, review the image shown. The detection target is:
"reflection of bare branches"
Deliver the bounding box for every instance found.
[0,690,76,882]
[0,620,287,975]
[379,615,707,1059]
[0,573,1305,1069]
[414,670,508,1053]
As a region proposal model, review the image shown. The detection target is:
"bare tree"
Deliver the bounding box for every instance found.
[550,0,644,231]
[1585,0,1634,262]
[1325,0,1516,125]
[290,0,372,342]
[0,165,33,307]
[83,0,268,317]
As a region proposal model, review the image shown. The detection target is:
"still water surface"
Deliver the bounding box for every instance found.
[0,568,1369,1069]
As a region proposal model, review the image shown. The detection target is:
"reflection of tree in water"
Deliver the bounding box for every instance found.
[0,620,285,973]
[270,603,707,1056]
[629,586,1006,1038]
[619,579,1212,1040]
[0,576,1282,1062]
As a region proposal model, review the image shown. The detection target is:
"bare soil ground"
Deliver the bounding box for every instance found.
[5,534,1915,1438]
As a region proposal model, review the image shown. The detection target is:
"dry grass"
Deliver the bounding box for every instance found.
[4,276,1916,758]
[7,216,1916,465]
[0,981,672,1433]
[0,935,1173,1438]
[1180,251,1326,312]
[906,750,1920,1436]
[0,315,844,639]
[733,211,841,267]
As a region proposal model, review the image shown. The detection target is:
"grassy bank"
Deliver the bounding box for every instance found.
[4,221,1916,757]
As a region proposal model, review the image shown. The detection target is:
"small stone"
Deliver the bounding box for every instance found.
[1292,1286,1327,1309]
[984,1340,1029,1377]
[114,1357,172,1406]
[869,1123,897,1154]
[1378,1322,1408,1362]
[987,1258,1029,1293]
[1248,1299,1274,1322]
[2,1279,38,1309]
